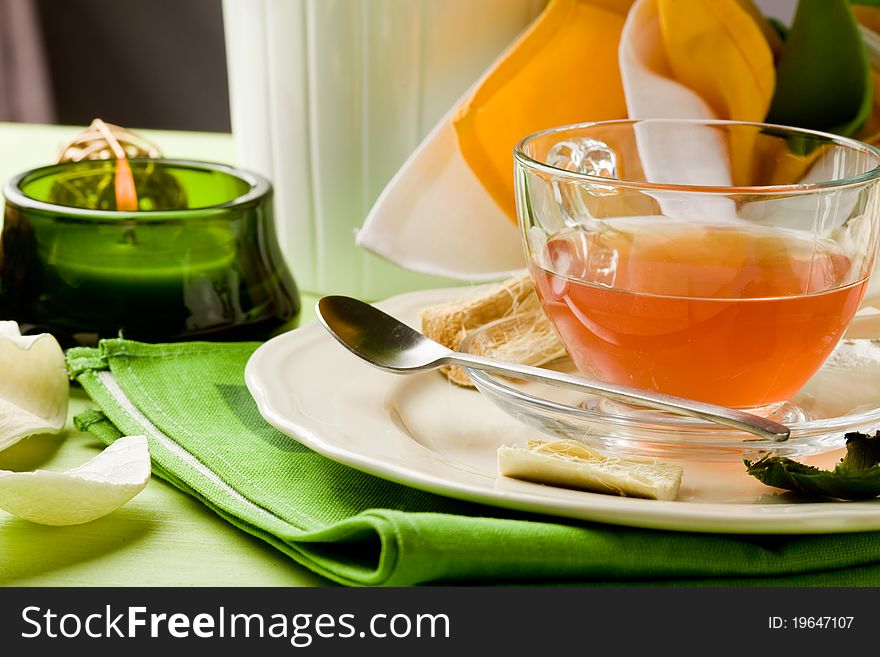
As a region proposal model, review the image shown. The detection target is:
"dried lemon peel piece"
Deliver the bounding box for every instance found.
[420,274,566,387]
[0,435,151,525]
[0,321,68,451]
[498,439,683,501]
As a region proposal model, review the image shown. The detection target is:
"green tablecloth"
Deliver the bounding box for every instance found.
[64,337,880,586]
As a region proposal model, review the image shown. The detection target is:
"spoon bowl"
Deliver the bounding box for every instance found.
[317,295,450,372]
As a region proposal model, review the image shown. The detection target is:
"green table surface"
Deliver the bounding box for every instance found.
[0,123,329,586]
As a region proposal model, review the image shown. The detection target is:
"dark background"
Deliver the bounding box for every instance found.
[34,0,230,132]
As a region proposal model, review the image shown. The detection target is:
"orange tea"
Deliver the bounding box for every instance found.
[530,221,868,408]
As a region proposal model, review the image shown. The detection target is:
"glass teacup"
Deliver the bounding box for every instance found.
[515,120,880,410]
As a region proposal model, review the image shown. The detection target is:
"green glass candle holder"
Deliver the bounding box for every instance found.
[1,159,300,344]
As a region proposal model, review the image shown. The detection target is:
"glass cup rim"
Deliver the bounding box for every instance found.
[514,118,880,195]
[2,158,272,221]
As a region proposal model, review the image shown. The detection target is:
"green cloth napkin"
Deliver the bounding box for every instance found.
[67,339,880,587]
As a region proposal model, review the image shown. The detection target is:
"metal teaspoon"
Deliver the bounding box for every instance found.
[316,295,790,442]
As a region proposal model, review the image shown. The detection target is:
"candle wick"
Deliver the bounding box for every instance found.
[91,119,139,212]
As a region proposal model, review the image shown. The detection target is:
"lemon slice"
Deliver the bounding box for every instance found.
[0,435,151,525]
[498,439,683,501]
[0,321,68,451]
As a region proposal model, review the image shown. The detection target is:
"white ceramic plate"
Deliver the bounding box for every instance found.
[246,287,880,534]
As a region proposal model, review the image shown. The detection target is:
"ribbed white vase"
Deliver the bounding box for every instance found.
[222,0,545,298]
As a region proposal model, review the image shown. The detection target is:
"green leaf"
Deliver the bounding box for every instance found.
[851,1,880,8]
[840,430,880,469]
[767,0,872,136]
[745,432,880,500]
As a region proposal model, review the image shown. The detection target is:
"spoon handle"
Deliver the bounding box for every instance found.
[447,353,790,442]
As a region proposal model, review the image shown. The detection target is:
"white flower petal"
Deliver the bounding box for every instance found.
[0,322,68,451]
[0,436,151,525]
